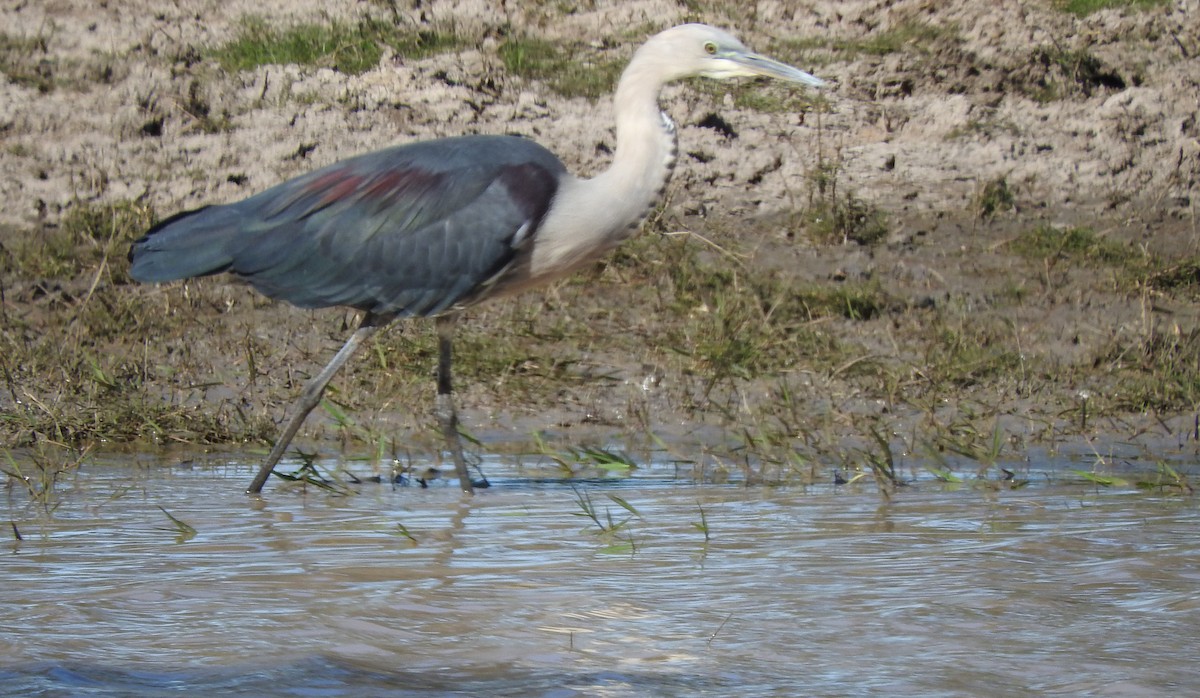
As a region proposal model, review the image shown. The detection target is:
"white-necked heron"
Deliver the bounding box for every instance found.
[128,23,825,494]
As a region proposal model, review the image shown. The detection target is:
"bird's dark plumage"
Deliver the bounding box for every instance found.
[129,134,565,318]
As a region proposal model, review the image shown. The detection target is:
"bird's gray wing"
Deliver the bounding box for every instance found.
[131,136,564,318]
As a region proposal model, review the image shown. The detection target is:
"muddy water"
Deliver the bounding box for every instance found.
[2,456,1198,697]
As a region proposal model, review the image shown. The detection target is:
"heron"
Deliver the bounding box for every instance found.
[128,23,824,494]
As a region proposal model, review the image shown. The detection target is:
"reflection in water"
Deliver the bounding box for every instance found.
[2,458,1199,697]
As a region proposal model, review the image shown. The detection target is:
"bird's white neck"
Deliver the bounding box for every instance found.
[596,59,680,219]
[524,48,679,283]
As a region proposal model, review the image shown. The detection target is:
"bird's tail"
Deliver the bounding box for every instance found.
[128,205,242,282]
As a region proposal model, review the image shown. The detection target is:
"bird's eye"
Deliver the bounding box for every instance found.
[703,41,717,55]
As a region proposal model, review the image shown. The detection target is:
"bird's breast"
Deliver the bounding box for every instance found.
[491,106,680,296]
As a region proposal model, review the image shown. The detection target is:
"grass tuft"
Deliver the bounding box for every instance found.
[6,200,154,280]
[974,176,1015,221]
[802,162,889,246]
[212,16,463,75]
[499,37,623,100]
[1094,328,1200,412]
[1027,46,1125,102]
[0,30,56,92]
[1054,0,1169,16]
[1010,225,1129,265]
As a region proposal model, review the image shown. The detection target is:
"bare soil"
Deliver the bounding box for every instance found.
[2,0,1199,475]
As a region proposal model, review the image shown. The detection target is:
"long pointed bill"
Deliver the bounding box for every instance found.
[733,52,825,88]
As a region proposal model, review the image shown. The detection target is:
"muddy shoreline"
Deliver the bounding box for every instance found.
[2,1,1198,477]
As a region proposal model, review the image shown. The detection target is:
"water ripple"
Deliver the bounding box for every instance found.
[2,459,1198,696]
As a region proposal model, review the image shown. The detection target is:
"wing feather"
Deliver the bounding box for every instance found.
[130,135,566,318]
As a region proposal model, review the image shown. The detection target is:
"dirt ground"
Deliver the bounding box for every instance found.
[2,0,1199,476]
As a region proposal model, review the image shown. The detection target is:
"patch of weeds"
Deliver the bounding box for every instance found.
[1,208,283,448]
[319,393,389,459]
[659,241,856,382]
[726,416,828,486]
[1010,224,1130,265]
[1,328,278,445]
[330,313,579,436]
[453,322,565,392]
[1093,327,1200,412]
[920,313,1026,390]
[1074,458,1195,493]
[973,176,1015,221]
[994,279,1030,306]
[499,36,623,100]
[792,282,892,322]
[801,194,889,246]
[388,28,464,61]
[928,420,1007,474]
[606,232,892,389]
[213,15,463,75]
[1027,46,1125,102]
[1145,259,1200,299]
[5,200,154,280]
[858,20,958,56]
[1013,226,1188,296]
[0,29,55,92]
[863,426,902,501]
[1072,466,1136,487]
[61,200,155,257]
[214,16,377,73]
[802,161,889,246]
[182,79,232,134]
[1053,0,1170,17]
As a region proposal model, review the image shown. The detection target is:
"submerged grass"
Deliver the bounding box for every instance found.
[1,444,90,512]
[535,433,639,476]
[571,487,640,553]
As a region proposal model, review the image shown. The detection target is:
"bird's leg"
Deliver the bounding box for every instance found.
[435,314,484,494]
[246,314,385,494]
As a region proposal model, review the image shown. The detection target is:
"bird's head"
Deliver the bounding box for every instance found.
[640,24,825,89]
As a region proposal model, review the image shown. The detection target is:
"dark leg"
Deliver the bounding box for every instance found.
[435,314,481,494]
[247,314,385,494]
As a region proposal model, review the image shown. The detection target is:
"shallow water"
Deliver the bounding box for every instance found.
[3,455,1199,697]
